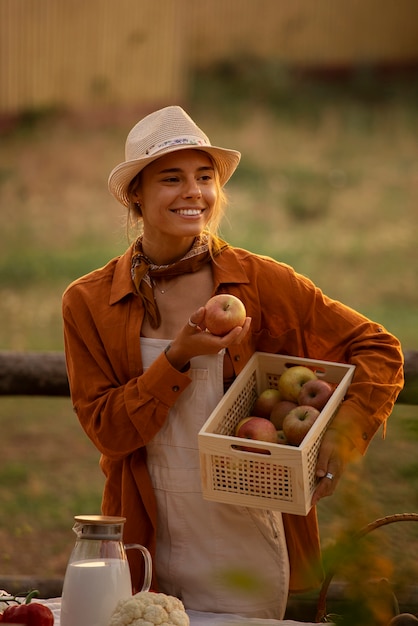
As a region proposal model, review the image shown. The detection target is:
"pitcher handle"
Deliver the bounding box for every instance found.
[124,543,152,592]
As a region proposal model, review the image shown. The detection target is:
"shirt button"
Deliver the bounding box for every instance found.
[362,432,368,440]
[234,355,241,361]
[172,385,180,392]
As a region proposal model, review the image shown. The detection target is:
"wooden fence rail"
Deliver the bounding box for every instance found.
[0,350,70,396]
[0,349,417,404]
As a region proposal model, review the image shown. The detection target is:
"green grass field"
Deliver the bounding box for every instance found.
[1,68,417,592]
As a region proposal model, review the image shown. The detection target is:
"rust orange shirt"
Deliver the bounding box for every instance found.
[62,244,403,593]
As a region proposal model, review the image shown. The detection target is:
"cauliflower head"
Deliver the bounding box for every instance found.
[108,591,189,626]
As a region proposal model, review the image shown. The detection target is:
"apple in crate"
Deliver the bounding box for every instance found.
[282,405,320,446]
[270,400,298,429]
[298,379,334,411]
[252,388,281,419]
[278,365,317,403]
[235,416,278,453]
[276,429,288,445]
[204,294,246,336]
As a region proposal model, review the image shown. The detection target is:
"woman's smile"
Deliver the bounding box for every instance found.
[170,207,205,216]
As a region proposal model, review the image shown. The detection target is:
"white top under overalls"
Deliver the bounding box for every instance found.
[142,338,290,620]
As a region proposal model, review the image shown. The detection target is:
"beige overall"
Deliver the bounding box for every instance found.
[142,338,290,619]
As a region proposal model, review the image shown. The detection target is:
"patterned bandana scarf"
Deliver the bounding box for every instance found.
[131,233,228,329]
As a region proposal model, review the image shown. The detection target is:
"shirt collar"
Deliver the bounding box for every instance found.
[109,244,137,305]
[109,244,250,305]
[211,246,250,289]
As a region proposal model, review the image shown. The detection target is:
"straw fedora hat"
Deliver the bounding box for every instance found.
[108,106,241,207]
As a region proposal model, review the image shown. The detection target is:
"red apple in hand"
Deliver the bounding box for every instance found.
[252,388,281,419]
[298,379,334,411]
[282,405,320,446]
[204,294,246,336]
[235,416,278,453]
[278,365,317,402]
[270,400,298,429]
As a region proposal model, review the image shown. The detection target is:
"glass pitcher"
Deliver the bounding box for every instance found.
[60,515,152,626]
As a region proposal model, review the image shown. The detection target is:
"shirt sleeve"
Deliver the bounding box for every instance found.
[288,269,404,453]
[62,285,192,461]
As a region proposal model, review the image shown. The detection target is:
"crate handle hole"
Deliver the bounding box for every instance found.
[231,444,272,456]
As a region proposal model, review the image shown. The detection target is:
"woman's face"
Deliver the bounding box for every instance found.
[134,150,218,246]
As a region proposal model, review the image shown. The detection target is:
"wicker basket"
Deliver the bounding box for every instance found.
[198,352,355,516]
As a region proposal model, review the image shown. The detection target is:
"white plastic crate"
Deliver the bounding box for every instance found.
[198,352,355,515]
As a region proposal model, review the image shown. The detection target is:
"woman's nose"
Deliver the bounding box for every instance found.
[183,178,202,197]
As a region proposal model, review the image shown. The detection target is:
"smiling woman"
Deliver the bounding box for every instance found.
[61,105,403,621]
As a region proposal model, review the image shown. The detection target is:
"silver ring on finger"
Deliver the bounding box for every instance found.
[325,472,334,481]
[188,318,198,328]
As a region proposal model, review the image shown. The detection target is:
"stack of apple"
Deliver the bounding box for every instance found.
[235,365,335,449]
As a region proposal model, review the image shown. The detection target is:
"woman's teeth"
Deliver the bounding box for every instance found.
[175,209,203,216]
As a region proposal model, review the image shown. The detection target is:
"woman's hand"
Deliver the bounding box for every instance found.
[164,306,252,371]
[311,427,357,506]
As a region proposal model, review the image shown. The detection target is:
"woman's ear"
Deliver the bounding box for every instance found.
[129,190,143,215]
[131,189,141,203]
[127,172,142,204]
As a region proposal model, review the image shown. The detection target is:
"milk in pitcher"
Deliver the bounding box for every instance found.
[60,558,131,626]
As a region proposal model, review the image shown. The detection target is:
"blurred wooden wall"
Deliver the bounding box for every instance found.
[1,0,418,114]
[188,0,418,68]
[0,0,187,113]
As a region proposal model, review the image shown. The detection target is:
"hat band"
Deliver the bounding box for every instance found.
[145,135,210,157]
